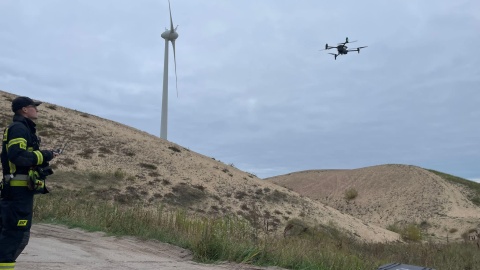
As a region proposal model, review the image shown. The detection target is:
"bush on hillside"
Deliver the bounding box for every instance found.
[344,188,358,201]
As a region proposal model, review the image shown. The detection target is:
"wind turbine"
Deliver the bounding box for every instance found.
[160,0,178,140]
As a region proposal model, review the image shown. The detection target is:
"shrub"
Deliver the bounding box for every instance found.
[114,169,126,179]
[123,150,136,157]
[99,147,113,154]
[449,228,458,234]
[168,146,181,153]
[344,188,358,201]
[139,163,157,170]
[402,224,423,242]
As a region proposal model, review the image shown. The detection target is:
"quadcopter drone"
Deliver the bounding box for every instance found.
[320,37,368,60]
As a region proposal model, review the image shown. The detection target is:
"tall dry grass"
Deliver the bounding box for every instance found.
[33,188,480,270]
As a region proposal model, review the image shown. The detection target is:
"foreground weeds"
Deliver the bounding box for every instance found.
[34,190,480,270]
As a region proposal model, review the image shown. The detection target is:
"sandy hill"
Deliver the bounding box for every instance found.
[0,90,399,243]
[266,164,480,241]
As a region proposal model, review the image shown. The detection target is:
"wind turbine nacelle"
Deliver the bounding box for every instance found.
[161,31,179,40]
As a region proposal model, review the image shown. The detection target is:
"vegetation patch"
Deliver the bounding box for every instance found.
[162,179,171,186]
[234,191,248,200]
[113,169,126,179]
[139,163,157,170]
[164,184,208,206]
[283,218,310,237]
[264,190,299,205]
[168,146,181,153]
[99,146,113,154]
[387,222,423,242]
[58,157,75,166]
[344,188,358,201]
[122,149,136,157]
[79,148,95,159]
[148,171,161,177]
[114,192,141,204]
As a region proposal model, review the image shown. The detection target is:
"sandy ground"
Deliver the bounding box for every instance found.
[267,164,480,241]
[16,224,286,270]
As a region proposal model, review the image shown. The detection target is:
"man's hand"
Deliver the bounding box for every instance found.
[41,150,55,161]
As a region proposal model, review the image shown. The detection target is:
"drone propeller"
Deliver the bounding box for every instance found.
[347,46,368,53]
[355,46,368,53]
[339,40,357,45]
[357,46,367,53]
[338,37,357,45]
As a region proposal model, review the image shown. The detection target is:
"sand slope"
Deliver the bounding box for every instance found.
[266,164,480,241]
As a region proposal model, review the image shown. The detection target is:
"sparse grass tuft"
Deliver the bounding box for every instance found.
[168,146,181,153]
[165,184,208,206]
[139,163,157,170]
[449,228,458,234]
[162,179,171,185]
[122,149,136,157]
[79,148,95,159]
[114,169,126,179]
[99,146,113,154]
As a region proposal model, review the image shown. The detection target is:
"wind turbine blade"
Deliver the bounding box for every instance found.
[168,0,174,32]
[171,40,178,97]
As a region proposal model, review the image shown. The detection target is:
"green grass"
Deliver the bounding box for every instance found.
[33,188,480,270]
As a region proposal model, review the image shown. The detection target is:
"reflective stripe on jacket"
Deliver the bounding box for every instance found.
[1,115,48,176]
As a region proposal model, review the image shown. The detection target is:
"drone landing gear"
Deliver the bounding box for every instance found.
[328,53,338,60]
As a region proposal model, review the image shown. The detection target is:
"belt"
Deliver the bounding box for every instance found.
[3,174,29,187]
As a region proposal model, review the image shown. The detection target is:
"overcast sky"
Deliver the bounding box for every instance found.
[1,0,479,181]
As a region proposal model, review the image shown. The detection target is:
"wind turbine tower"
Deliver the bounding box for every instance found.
[160,0,178,140]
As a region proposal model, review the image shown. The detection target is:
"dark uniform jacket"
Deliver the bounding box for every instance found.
[1,115,53,177]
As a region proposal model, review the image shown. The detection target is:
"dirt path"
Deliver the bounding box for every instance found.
[16,224,286,270]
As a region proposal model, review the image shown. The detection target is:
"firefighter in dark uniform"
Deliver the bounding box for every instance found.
[0,96,57,270]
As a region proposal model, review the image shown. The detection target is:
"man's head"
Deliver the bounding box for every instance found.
[11,96,42,120]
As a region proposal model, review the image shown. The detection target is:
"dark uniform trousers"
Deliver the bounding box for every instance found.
[0,185,34,262]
